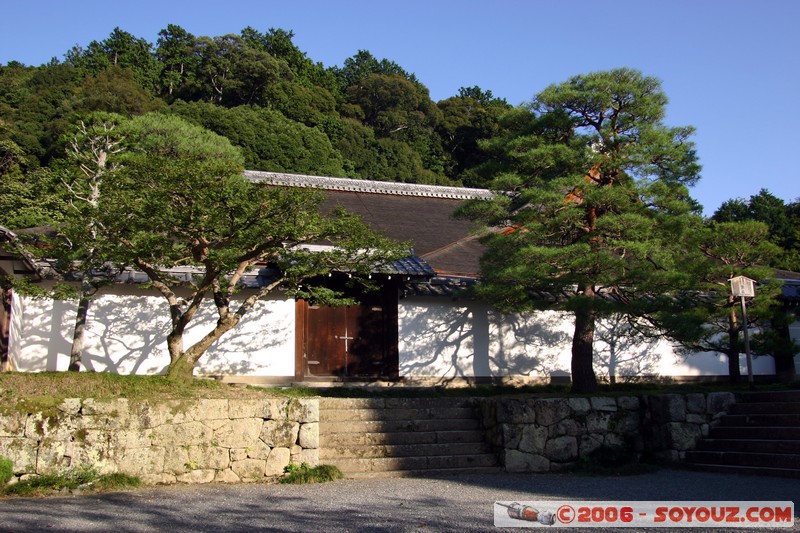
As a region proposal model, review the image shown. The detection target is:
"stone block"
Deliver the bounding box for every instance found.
[552,417,586,437]
[0,437,37,474]
[590,397,617,412]
[246,440,271,461]
[213,419,263,448]
[544,435,577,462]
[177,469,216,484]
[163,446,191,474]
[504,450,549,473]
[231,458,266,481]
[36,438,70,473]
[298,422,319,449]
[141,473,176,485]
[118,447,166,477]
[496,399,536,424]
[651,394,686,422]
[25,412,79,441]
[603,433,626,448]
[260,420,300,448]
[578,433,604,457]
[186,399,229,421]
[57,398,83,416]
[613,412,641,434]
[151,421,214,447]
[214,469,241,483]
[616,396,640,410]
[0,412,27,437]
[292,448,319,466]
[228,399,266,420]
[518,425,548,454]
[665,422,701,451]
[230,448,248,462]
[586,411,612,433]
[707,392,735,414]
[686,413,707,424]
[686,394,706,414]
[534,398,571,426]
[291,399,319,424]
[187,445,230,470]
[502,424,523,449]
[265,447,291,477]
[567,397,591,413]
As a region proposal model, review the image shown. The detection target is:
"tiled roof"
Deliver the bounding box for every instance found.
[245,171,490,277]
[244,171,496,200]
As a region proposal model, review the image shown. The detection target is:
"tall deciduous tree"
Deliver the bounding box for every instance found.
[101,113,405,380]
[460,68,701,393]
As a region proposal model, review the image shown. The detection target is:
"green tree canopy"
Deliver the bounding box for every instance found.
[460,68,702,393]
[95,113,405,379]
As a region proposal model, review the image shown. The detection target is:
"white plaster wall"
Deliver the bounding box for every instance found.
[398,297,777,379]
[11,287,295,376]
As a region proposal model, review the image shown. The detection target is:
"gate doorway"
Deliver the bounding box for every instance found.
[296,281,398,380]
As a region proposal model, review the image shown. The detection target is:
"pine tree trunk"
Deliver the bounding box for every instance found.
[571,287,598,393]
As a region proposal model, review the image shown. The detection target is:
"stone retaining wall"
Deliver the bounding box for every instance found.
[476,392,736,473]
[0,397,319,485]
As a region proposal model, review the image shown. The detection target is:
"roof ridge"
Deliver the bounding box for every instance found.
[244,170,495,200]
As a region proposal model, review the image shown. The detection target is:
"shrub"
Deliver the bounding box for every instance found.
[280,462,344,484]
[0,456,13,484]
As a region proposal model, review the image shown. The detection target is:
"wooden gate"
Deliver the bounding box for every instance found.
[296,284,398,380]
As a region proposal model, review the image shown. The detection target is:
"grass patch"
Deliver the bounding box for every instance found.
[1,467,140,497]
[1,372,794,413]
[0,372,287,416]
[280,463,344,484]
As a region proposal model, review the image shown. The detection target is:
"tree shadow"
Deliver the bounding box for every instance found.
[398,298,571,382]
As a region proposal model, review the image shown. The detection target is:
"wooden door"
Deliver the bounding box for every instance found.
[297,285,398,379]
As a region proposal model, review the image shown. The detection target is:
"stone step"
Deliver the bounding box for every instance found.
[738,391,800,403]
[329,453,499,474]
[685,450,800,470]
[319,442,491,460]
[696,439,800,455]
[708,425,800,440]
[320,407,476,422]
[685,462,800,479]
[318,397,474,410]
[320,429,487,447]
[729,402,800,415]
[321,417,481,435]
[717,413,800,427]
[346,466,503,479]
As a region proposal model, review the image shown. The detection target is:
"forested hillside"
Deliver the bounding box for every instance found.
[0,25,510,188]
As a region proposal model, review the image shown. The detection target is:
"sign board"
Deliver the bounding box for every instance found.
[730,276,756,298]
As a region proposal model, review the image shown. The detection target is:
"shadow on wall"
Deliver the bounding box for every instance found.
[82,294,292,376]
[398,299,570,381]
[593,315,661,383]
[488,310,572,378]
[17,289,294,376]
[83,294,171,374]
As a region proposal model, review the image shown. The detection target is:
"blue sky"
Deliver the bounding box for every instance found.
[1,0,797,214]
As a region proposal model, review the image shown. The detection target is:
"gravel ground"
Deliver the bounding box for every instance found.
[0,469,798,532]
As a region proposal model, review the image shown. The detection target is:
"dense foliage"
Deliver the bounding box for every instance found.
[0,25,510,189]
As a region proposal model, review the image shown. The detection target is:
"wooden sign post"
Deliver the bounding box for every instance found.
[730,276,756,388]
